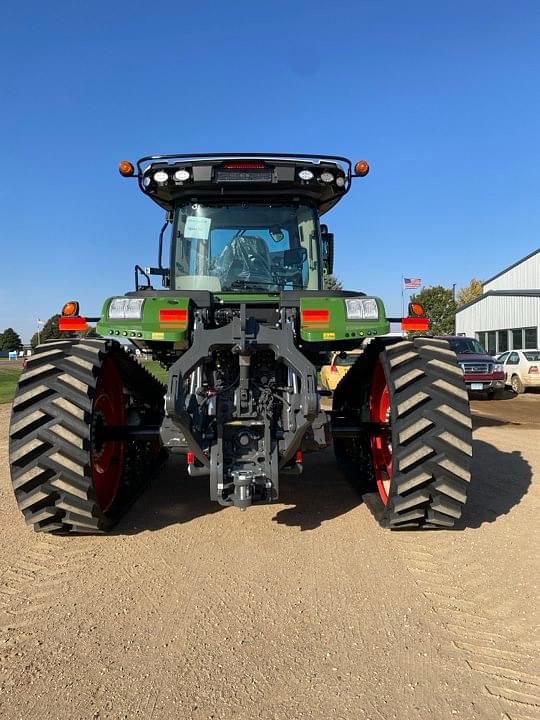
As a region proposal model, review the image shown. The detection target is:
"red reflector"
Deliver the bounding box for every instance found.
[187,451,195,465]
[401,317,430,331]
[295,450,303,464]
[159,309,188,323]
[528,366,538,373]
[59,316,89,331]
[302,309,330,324]
[223,161,266,169]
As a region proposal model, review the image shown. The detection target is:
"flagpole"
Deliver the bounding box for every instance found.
[401,276,404,322]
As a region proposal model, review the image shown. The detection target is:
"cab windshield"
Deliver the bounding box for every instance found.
[173,203,321,292]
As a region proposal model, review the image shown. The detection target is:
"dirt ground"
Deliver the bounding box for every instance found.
[0,396,538,720]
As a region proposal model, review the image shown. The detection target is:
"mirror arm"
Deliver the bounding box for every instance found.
[321,231,334,275]
[155,211,173,287]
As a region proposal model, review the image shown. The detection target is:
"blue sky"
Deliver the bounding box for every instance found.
[1,1,539,341]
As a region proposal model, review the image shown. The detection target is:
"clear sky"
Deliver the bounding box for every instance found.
[1,1,539,342]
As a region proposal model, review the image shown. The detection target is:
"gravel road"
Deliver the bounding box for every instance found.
[0,398,538,720]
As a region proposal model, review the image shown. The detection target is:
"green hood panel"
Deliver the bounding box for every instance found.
[97,296,190,343]
[299,296,389,342]
[96,293,389,344]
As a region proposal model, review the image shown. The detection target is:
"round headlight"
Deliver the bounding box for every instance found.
[174,169,190,182]
[143,176,151,187]
[298,169,314,181]
[335,176,345,187]
[320,171,334,183]
[153,170,169,184]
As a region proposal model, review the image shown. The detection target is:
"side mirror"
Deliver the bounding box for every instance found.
[321,225,334,275]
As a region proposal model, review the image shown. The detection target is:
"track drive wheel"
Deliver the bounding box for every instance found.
[333,337,473,529]
[9,339,165,533]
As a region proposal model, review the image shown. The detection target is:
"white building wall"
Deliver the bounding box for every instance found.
[484,251,540,291]
[456,295,540,336]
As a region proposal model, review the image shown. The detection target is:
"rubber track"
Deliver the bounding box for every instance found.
[8,339,165,533]
[333,337,473,529]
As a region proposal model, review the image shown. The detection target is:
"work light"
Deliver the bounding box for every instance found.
[108,298,145,320]
[174,169,190,182]
[345,298,379,321]
[153,171,168,184]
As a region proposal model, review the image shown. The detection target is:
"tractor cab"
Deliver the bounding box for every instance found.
[119,154,369,293]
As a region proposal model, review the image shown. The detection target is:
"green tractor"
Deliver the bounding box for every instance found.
[9,154,472,533]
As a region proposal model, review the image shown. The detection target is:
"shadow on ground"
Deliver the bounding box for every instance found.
[470,388,517,402]
[455,437,532,529]
[472,414,517,430]
[113,429,532,535]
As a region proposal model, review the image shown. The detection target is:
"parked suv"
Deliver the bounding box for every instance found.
[443,336,505,399]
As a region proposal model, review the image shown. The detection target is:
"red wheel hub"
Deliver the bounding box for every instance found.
[91,358,126,512]
[369,359,393,505]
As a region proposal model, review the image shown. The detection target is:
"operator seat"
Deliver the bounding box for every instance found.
[216,235,275,288]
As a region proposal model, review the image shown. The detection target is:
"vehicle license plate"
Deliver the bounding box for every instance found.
[471,383,484,390]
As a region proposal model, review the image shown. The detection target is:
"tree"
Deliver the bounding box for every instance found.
[456,278,483,307]
[0,328,23,351]
[410,285,457,336]
[324,274,343,291]
[30,314,76,348]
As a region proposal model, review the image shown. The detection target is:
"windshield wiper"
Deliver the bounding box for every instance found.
[226,280,280,292]
[225,279,303,292]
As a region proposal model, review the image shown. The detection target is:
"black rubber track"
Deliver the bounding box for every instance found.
[333,337,473,529]
[8,339,166,533]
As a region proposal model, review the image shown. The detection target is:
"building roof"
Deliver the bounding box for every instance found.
[483,248,540,287]
[456,289,540,313]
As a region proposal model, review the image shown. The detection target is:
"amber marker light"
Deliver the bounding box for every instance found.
[118,160,135,177]
[355,160,370,177]
[409,303,426,317]
[62,301,79,317]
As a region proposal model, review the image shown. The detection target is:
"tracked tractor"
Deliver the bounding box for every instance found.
[9,154,472,533]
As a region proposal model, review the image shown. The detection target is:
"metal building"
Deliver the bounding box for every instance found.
[455,248,540,355]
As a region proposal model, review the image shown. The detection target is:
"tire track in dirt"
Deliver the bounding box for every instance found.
[390,420,540,720]
[397,541,539,717]
[0,543,97,643]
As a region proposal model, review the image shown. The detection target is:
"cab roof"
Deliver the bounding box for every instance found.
[134,153,354,215]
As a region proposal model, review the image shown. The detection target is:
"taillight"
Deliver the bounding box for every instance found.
[402,317,429,331]
[528,366,538,374]
[331,365,339,373]
[302,309,330,324]
[159,308,188,325]
[59,316,89,331]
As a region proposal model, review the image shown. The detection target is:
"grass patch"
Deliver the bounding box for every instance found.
[143,360,168,385]
[0,365,22,404]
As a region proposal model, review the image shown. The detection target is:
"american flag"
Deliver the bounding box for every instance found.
[403,277,422,289]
